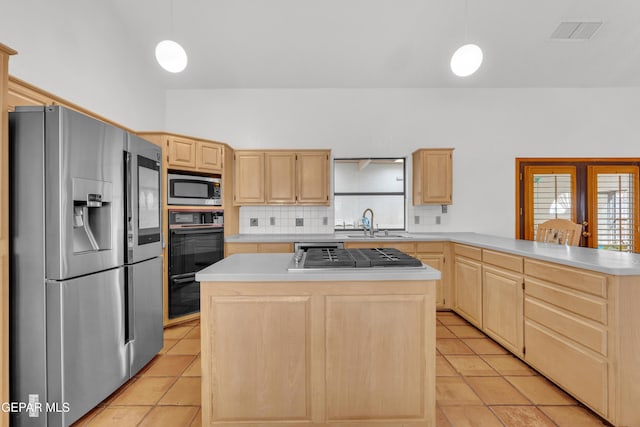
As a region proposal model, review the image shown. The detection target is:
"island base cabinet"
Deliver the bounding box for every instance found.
[201,281,436,427]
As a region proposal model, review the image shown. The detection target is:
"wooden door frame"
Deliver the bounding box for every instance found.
[516,158,640,240]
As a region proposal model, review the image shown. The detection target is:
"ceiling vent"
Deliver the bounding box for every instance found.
[550,21,602,40]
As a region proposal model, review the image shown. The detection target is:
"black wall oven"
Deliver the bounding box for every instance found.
[168,210,224,318]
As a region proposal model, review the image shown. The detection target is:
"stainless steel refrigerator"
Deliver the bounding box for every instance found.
[9,106,163,426]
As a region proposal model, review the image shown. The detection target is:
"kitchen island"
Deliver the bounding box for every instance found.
[196,253,441,427]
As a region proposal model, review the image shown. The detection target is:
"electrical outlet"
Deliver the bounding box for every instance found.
[296,218,304,227]
[270,217,276,226]
[250,218,258,227]
[435,216,441,225]
[414,215,420,225]
[322,216,328,226]
[441,205,448,214]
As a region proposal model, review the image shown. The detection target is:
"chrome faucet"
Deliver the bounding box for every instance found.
[361,208,374,237]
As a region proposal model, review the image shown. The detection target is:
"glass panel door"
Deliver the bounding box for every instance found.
[523,166,577,241]
[588,166,639,252]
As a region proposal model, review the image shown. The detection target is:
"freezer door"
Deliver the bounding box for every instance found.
[42,106,126,280]
[45,268,129,427]
[128,257,164,375]
[125,133,162,264]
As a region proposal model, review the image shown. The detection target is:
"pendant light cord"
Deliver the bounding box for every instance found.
[170,0,174,36]
[465,0,469,42]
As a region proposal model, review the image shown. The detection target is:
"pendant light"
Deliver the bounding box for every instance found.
[155,0,188,73]
[450,0,482,77]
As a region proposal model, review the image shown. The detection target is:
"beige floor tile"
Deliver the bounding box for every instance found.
[167,338,201,355]
[435,405,452,427]
[491,406,556,427]
[506,375,576,405]
[185,325,201,339]
[181,319,201,327]
[461,338,508,355]
[159,338,178,354]
[436,339,474,355]
[158,377,201,406]
[440,405,503,427]
[481,355,537,376]
[436,355,459,377]
[163,325,193,339]
[110,377,176,405]
[138,406,199,427]
[539,405,608,426]
[437,314,470,326]
[189,409,202,427]
[436,377,483,406]
[142,354,196,377]
[447,325,485,338]
[99,380,135,407]
[436,325,457,338]
[183,355,201,377]
[85,406,151,427]
[71,406,104,426]
[465,377,530,405]
[444,355,499,376]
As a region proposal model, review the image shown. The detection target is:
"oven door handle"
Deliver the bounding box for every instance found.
[170,228,224,236]
[172,276,196,284]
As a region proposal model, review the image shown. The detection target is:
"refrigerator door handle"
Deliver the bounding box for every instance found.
[125,151,133,263]
[125,266,134,343]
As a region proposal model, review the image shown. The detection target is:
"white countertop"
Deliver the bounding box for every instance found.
[196,253,442,282]
[225,232,640,276]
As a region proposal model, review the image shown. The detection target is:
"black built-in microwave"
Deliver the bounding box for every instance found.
[167,172,221,206]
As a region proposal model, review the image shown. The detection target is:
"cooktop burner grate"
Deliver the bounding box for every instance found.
[301,247,422,269]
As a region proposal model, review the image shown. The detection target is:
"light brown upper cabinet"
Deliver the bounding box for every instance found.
[234,151,266,204]
[265,152,297,204]
[296,151,330,204]
[234,150,330,206]
[412,148,453,205]
[167,136,223,173]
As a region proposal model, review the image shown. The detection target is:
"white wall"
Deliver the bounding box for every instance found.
[0,0,165,130]
[166,88,640,237]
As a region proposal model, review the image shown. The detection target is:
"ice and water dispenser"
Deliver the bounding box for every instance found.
[72,177,112,253]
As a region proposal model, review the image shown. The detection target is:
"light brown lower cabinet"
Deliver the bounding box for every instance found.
[453,244,483,328]
[481,250,524,357]
[200,280,437,426]
[523,259,611,420]
[453,247,640,426]
[224,242,293,257]
[482,265,523,357]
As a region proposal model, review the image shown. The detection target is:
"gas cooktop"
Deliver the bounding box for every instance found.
[288,247,424,271]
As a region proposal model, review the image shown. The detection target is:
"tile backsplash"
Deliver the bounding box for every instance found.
[239,205,335,234]
[238,200,448,234]
[406,202,450,232]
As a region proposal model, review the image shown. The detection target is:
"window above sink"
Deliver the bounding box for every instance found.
[334,158,406,232]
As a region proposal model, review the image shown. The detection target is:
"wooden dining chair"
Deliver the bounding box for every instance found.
[536,219,583,246]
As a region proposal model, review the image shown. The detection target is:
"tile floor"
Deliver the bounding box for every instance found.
[72,312,609,426]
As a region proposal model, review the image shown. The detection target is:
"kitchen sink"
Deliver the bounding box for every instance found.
[345,234,412,239]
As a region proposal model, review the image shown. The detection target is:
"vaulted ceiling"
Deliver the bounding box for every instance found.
[113,0,640,89]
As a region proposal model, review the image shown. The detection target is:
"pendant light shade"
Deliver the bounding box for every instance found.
[155,40,188,73]
[450,43,483,77]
